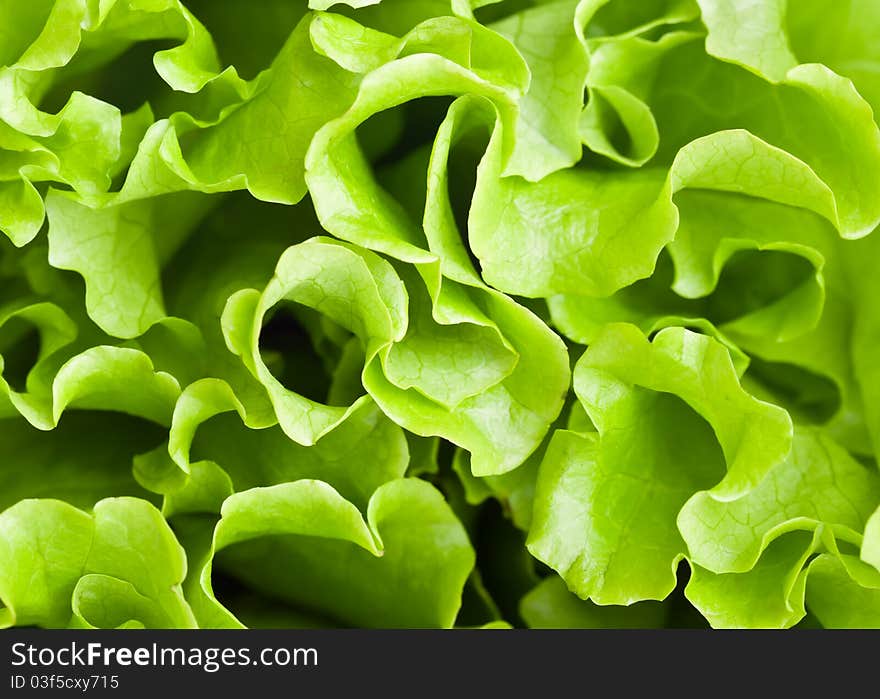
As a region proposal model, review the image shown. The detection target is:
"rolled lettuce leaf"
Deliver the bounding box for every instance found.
[222,236,568,476]
[187,478,474,628]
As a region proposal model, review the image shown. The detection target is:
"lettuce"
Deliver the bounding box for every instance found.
[1,0,880,629]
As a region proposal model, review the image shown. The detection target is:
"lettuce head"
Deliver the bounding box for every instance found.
[1,0,880,629]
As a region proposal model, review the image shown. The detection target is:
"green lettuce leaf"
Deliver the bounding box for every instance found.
[0,496,195,628]
[191,479,474,628]
[527,324,791,603]
[3,0,880,631]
